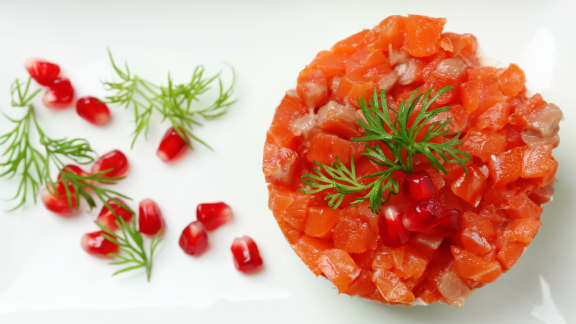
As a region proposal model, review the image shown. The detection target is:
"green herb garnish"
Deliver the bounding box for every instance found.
[0,78,96,210]
[1,78,161,281]
[301,87,470,213]
[96,210,162,282]
[104,50,236,149]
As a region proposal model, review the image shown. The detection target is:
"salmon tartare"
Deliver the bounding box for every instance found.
[263,15,561,306]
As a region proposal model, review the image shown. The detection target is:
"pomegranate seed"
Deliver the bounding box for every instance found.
[43,78,75,109]
[25,58,61,86]
[41,183,78,216]
[96,198,133,231]
[402,198,443,232]
[379,206,410,247]
[57,164,89,180]
[197,202,233,231]
[231,236,263,274]
[58,165,86,177]
[81,230,119,258]
[138,199,165,236]
[430,209,463,236]
[179,221,209,256]
[76,96,111,126]
[91,150,129,178]
[56,164,93,192]
[157,127,189,163]
[405,172,436,201]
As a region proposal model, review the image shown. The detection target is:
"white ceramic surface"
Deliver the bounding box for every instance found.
[0,0,574,323]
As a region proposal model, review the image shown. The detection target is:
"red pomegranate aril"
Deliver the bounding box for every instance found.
[57,164,89,180]
[91,150,129,178]
[138,199,165,236]
[179,221,209,256]
[405,173,436,201]
[81,230,119,258]
[25,58,61,86]
[57,164,93,191]
[402,198,443,232]
[197,202,233,231]
[379,206,410,247]
[41,184,78,216]
[76,96,111,126]
[43,78,75,109]
[429,209,463,236]
[157,127,189,163]
[97,198,133,231]
[231,236,263,274]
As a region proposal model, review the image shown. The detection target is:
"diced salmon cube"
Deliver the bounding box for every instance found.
[522,144,557,181]
[307,133,355,165]
[451,246,502,283]
[332,30,370,54]
[373,15,406,50]
[488,146,524,187]
[345,270,379,300]
[461,68,505,114]
[316,101,361,139]
[297,68,329,109]
[335,76,375,107]
[391,246,429,280]
[318,249,361,292]
[440,32,479,65]
[432,263,470,307]
[268,93,308,148]
[268,185,311,230]
[345,47,390,79]
[451,165,489,207]
[403,15,446,57]
[460,228,493,256]
[529,184,554,205]
[372,270,416,304]
[304,206,339,238]
[500,191,543,219]
[477,102,512,131]
[262,144,299,185]
[499,64,526,97]
[462,130,507,162]
[462,211,496,239]
[503,217,542,244]
[372,250,395,272]
[333,213,378,254]
[459,211,495,255]
[513,96,562,140]
[310,50,347,78]
[496,240,526,270]
[293,236,331,275]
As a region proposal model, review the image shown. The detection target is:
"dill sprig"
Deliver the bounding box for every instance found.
[59,161,162,281]
[59,167,162,281]
[96,208,162,282]
[0,78,96,210]
[57,169,130,209]
[103,50,237,149]
[301,87,470,213]
[1,79,161,281]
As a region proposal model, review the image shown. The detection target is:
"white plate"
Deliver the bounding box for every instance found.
[0,0,574,323]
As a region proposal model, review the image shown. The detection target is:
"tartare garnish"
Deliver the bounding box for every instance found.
[231,236,263,274]
[301,87,469,213]
[104,50,237,150]
[0,77,162,281]
[0,78,96,210]
[96,206,163,282]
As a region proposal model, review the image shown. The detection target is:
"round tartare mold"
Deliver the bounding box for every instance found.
[263,14,561,307]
